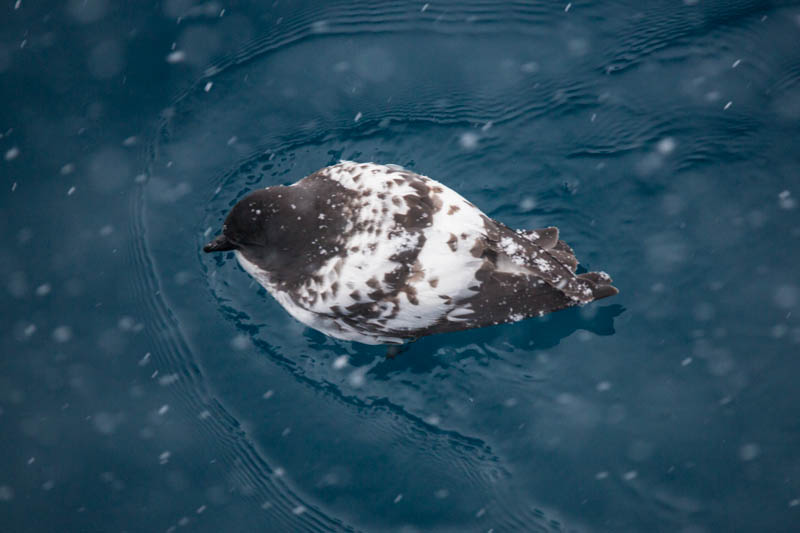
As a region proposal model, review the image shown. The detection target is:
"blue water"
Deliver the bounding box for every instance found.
[3,1,800,531]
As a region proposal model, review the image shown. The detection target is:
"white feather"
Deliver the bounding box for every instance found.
[240,161,533,344]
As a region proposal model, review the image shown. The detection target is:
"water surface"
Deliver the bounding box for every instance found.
[2,1,800,531]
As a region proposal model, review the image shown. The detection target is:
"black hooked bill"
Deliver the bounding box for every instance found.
[203,234,236,253]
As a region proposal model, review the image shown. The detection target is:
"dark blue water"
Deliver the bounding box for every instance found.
[3,1,800,531]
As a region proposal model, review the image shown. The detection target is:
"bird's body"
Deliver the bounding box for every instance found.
[205,161,617,345]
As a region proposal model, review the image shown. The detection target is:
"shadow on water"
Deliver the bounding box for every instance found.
[367,304,626,379]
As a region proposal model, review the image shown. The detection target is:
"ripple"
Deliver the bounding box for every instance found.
[130,194,356,531]
[131,0,800,530]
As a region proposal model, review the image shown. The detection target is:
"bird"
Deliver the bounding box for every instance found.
[204,161,617,349]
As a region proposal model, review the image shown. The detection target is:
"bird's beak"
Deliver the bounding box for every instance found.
[203,234,236,253]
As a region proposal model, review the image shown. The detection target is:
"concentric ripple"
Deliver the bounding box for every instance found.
[132,0,800,531]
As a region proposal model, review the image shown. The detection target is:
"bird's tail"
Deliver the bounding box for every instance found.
[517,227,577,271]
[518,226,618,301]
[576,271,619,300]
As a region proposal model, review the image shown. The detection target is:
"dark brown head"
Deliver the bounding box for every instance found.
[203,177,354,286]
[203,188,279,254]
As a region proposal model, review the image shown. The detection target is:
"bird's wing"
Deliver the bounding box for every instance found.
[482,219,617,303]
[515,226,578,272]
[409,220,618,336]
[294,162,617,339]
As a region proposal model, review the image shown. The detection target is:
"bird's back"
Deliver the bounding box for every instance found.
[271,161,616,344]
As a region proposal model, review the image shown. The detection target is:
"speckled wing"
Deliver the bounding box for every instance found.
[417,220,618,335]
[291,161,490,343]
[283,161,616,344]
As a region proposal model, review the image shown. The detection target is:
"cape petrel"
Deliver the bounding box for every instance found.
[204,161,618,346]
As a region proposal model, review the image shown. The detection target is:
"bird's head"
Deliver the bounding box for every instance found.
[203,189,279,254]
[203,181,345,284]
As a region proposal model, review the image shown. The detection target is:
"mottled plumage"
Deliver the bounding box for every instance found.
[204,162,617,345]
